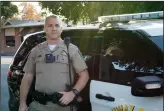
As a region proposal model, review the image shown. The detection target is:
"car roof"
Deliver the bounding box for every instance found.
[24,19,163,41]
[98,11,163,37]
[122,19,163,36]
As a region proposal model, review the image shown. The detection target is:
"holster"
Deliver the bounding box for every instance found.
[32,90,80,107]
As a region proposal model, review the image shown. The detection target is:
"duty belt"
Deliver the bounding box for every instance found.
[32,90,78,107]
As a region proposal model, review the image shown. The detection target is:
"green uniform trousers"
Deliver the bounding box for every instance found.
[28,101,77,111]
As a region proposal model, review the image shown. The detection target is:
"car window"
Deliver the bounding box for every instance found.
[149,35,163,51]
[61,29,104,80]
[99,30,163,85]
[11,33,46,68]
[71,36,92,54]
[62,29,99,54]
[91,35,104,54]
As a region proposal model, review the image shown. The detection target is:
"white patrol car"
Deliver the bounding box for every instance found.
[90,11,163,111]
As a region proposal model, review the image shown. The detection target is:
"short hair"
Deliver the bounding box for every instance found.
[44,15,62,27]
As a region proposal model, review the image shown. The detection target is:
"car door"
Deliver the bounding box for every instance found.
[90,30,163,111]
[90,80,163,111]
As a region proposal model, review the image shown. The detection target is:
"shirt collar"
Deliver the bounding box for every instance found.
[41,38,66,49]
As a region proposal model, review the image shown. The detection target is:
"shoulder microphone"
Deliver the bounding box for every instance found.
[64,37,71,46]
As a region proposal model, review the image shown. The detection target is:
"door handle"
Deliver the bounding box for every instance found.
[96,94,115,102]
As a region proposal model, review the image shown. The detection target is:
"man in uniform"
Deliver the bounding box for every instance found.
[18,15,89,111]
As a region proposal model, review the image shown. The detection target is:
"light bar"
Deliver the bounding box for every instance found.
[98,11,163,23]
[145,83,161,89]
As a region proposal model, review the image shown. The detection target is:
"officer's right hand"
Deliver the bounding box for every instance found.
[19,103,28,111]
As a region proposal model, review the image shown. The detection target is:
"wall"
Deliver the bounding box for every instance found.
[1,28,20,55]
[1,26,44,55]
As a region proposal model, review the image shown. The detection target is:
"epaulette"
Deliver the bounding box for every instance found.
[36,41,46,49]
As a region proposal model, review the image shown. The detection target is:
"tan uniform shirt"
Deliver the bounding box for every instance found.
[23,40,87,94]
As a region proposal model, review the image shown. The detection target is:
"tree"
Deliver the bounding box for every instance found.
[114,2,164,14]
[1,1,18,23]
[20,2,42,20]
[39,2,86,24]
[83,2,164,21]
[39,1,164,24]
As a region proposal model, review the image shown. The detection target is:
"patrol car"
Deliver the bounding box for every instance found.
[7,11,163,111]
[90,11,163,111]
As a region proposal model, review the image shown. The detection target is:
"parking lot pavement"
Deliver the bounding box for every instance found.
[1,56,13,111]
[1,56,13,64]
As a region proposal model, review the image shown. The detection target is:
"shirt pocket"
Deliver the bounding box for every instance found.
[57,52,69,64]
[35,56,44,73]
[55,54,69,73]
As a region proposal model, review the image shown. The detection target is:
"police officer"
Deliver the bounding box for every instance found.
[18,15,89,111]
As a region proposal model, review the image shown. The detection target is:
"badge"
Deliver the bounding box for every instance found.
[60,50,67,56]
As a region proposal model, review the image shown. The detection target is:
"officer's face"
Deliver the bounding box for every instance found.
[44,17,62,40]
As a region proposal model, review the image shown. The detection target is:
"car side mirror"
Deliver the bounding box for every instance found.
[131,76,163,97]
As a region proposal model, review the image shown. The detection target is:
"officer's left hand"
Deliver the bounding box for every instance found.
[59,91,76,105]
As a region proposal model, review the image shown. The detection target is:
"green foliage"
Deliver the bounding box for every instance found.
[1,1,18,20]
[39,1,164,24]
[84,2,164,21]
[116,2,164,14]
[39,2,85,24]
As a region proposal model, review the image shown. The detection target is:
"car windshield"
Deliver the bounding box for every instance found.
[149,35,163,51]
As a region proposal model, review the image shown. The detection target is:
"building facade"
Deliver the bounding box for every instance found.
[1,20,44,55]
